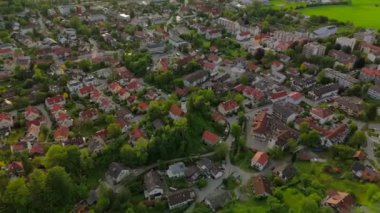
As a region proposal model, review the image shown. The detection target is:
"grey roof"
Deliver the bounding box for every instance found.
[311,83,339,97]
[205,190,231,211]
[352,162,365,172]
[196,158,214,171]
[184,70,209,84]
[282,165,297,179]
[144,170,163,192]
[273,102,300,120]
[106,162,126,179]
[86,190,98,206]
[152,119,164,130]
[185,165,200,178]
[168,162,186,175]
[167,188,195,207]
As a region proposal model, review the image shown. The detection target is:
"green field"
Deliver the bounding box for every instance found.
[300,0,380,29]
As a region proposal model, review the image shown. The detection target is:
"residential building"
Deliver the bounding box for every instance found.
[360,42,380,62]
[251,151,269,171]
[144,170,164,200]
[322,190,354,213]
[336,37,356,51]
[308,83,339,101]
[167,189,196,210]
[312,25,337,38]
[167,162,186,178]
[196,158,223,179]
[355,30,376,44]
[205,191,232,212]
[328,50,357,69]
[272,102,300,123]
[351,162,379,182]
[105,162,130,185]
[368,85,380,100]
[169,104,184,120]
[291,76,316,91]
[273,164,297,181]
[0,112,14,129]
[324,68,359,88]
[251,111,268,141]
[360,67,380,82]
[332,96,365,117]
[303,42,326,58]
[45,95,65,109]
[202,130,220,146]
[183,70,209,87]
[310,107,334,124]
[287,92,304,105]
[217,100,239,115]
[252,175,271,197]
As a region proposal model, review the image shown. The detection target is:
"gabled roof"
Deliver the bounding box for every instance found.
[170,104,184,117]
[202,130,219,145]
[219,100,239,112]
[252,151,269,166]
[0,112,12,122]
[252,175,271,196]
[46,95,64,106]
[311,107,334,119]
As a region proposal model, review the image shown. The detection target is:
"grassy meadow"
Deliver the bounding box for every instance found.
[300,0,380,29]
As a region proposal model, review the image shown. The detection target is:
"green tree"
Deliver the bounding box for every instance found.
[2,177,30,210]
[45,166,75,208]
[107,123,122,138]
[300,197,319,213]
[28,169,48,212]
[230,123,241,140]
[330,144,356,160]
[214,143,228,161]
[348,131,367,148]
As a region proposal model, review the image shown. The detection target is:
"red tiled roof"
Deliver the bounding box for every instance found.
[46,95,64,106]
[252,151,269,166]
[243,86,264,101]
[7,161,24,172]
[109,82,122,92]
[252,111,268,134]
[25,106,39,116]
[30,143,44,155]
[353,150,366,160]
[311,107,333,119]
[202,130,219,145]
[170,104,184,117]
[175,87,188,96]
[220,100,239,112]
[79,85,95,95]
[132,128,144,140]
[126,80,140,90]
[239,31,250,37]
[80,108,97,120]
[361,67,380,76]
[138,102,149,111]
[54,127,69,139]
[0,112,12,122]
[271,90,287,100]
[95,129,107,140]
[288,92,303,101]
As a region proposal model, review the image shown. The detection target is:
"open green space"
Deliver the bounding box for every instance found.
[299,0,380,29]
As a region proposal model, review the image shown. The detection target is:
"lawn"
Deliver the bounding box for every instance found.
[299,0,380,29]
[222,199,267,213]
[295,161,380,212]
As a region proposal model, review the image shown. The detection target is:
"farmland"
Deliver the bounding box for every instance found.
[301,0,380,29]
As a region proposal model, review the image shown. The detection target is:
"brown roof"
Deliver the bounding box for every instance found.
[252,175,271,196]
